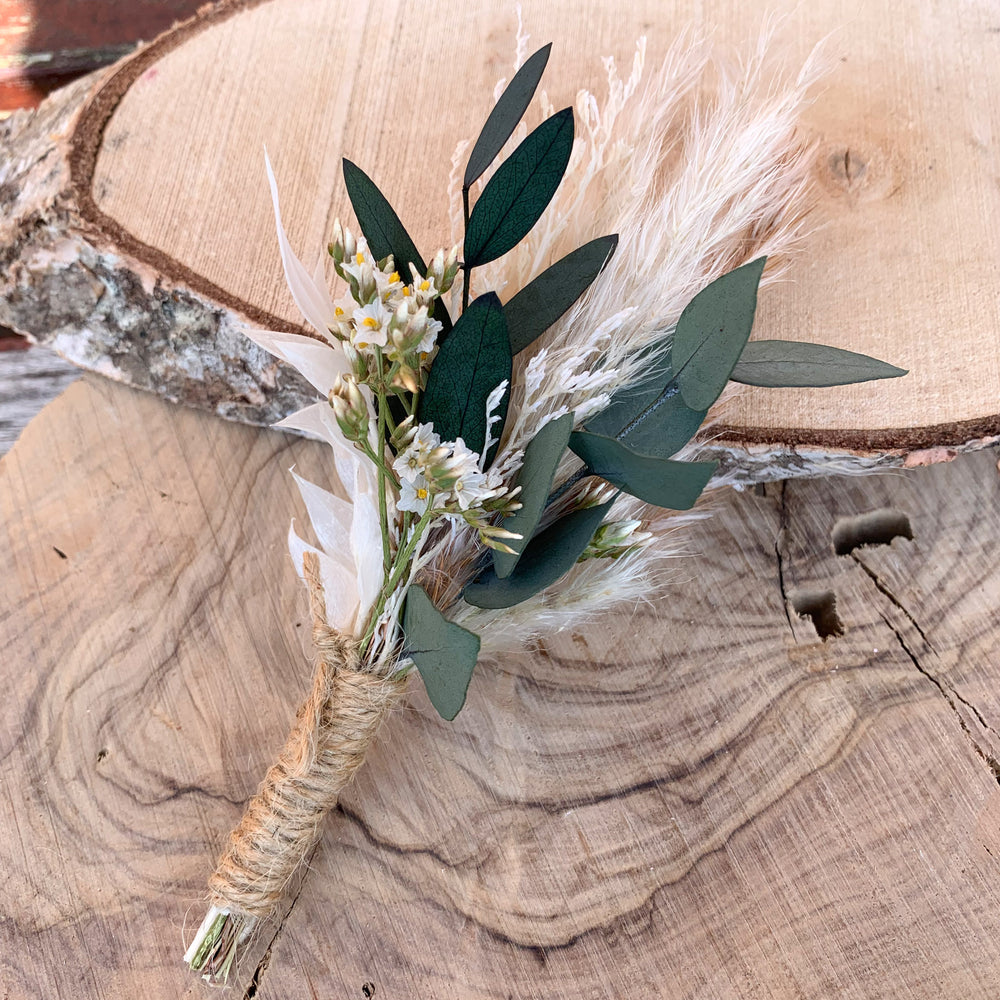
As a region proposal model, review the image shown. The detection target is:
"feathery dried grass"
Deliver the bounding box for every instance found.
[437,26,826,642]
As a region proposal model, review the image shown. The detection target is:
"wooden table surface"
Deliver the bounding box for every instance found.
[3,376,1000,997]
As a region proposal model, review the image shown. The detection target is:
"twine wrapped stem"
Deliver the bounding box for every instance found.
[187,552,406,978]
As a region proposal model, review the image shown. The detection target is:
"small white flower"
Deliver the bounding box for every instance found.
[412,422,442,454]
[340,241,376,286]
[443,438,480,478]
[451,469,496,510]
[375,262,404,302]
[351,300,391,350]
[392,423,442,482]
[393,445,424,482]
[398,474,433,513]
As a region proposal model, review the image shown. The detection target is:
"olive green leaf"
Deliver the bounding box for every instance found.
[673,257,766,410]
[505,235,619,355]
[418,293,511,455]
[569,431,716,510]
[492,411,575,579]
[343,158,426,277]
[464,108,574,268]
[584,350,706,461]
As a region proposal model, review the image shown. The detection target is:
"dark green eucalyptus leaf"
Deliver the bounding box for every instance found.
[492,411,575,580]
[403,584,481,721]
[505,235,619,354]
[464,44,552,189]
[464,108,574,268]
[418,293,511,455]
[584,350,706,460]
[731,340,908,387]
[464,499,614,610]
[673,257,766,410]
[343,158,426,276]
[569,431,716,510]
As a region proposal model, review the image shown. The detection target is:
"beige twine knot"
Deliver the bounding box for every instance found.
[207,551,406,919]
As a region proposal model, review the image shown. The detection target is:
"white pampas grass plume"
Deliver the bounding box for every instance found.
[436,27,827,643]
[454,29,824,462]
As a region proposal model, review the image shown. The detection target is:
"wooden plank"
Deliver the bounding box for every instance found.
[2,0,998,482]
[81,0,1000,447]
[0,343,80,454]
[2,377,1000,995]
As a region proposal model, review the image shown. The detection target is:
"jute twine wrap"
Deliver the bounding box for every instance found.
[207,552,406,920]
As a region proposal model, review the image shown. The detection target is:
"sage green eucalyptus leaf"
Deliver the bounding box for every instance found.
[584,350,706,460]
[463,499,614,610]
[417,292,511,455]
[464,108,574,268]
[403,585,481,721]
[505,235,619,354]
[569,431,716,510]
[492,411,575,580]
[731,340,908,387]
[673,257,766,410]
[464,44,552,189]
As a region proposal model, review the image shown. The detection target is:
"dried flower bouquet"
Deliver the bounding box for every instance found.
[184,33,905,981]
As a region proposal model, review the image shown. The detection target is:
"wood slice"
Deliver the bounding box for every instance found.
[3,377,1000,996]
[1,0,998,480]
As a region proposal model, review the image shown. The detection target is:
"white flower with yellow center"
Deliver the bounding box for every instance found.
[351,300,391,351]
[451,469,499,511]
[398,474,433,514]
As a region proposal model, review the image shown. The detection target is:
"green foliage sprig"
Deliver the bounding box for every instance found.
[332,45,906,720]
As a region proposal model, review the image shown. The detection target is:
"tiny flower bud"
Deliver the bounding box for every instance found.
[341,342,369,380]
[328,374,369,442]
[439,244,461,294]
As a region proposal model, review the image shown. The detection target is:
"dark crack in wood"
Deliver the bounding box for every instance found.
[774,480,794,632]
[878,611,1000,787]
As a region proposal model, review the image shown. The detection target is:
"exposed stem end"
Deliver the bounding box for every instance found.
[184,905,257,983]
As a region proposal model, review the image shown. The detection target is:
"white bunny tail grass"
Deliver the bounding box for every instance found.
[464,27,826,460]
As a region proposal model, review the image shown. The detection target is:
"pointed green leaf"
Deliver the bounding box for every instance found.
[464,500,614,610]
[343,159,453,339]
[584,350,706,460]
[569,431,716,510]
[493,411,575,580]
[464,44,552,189]
[731,340,908,387]
[673,257,766,410]
[418,293,511,455]
[403,585,481,721]
[343,158,426,276]
[464,108,574,268]
[505,235,619,354]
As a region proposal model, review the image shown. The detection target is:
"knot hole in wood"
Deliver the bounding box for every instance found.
[832,508,913,556]
[789,588,844,640]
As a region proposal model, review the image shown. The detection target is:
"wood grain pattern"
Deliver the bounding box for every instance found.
[83,0,1000,444]
[3,378,1000,997]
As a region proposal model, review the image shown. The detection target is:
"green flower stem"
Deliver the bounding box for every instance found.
[375,387,391,576]
[462,186,471,313]
[361,501,437,654]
